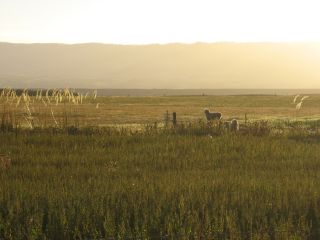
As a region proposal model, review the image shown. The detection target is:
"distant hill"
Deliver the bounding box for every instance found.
[1,42,320,89]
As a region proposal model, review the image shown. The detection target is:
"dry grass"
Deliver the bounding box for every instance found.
[0,93,320,239]
[0,154,11,170]
[0,88,100,129]
[1,126,320,239]
[1,91,320,127]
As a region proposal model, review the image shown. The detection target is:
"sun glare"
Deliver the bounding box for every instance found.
[1,0,320,44]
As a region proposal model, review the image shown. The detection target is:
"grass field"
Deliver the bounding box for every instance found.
[1,94,320,239]
[2,93,320,126]
[73,94,320,124]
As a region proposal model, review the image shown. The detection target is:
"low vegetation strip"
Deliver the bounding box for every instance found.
[2,88,320,127]
[0,125,320,239]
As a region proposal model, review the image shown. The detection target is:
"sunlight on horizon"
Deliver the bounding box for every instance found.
[1,0,320,44]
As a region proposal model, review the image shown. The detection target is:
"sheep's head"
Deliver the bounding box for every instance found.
[204,109,209,114]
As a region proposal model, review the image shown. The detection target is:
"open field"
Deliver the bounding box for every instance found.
[1,93,320,239]
[93,95,320,124]
[2,92,320,126]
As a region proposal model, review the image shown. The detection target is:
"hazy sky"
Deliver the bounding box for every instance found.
[1,0,320,44]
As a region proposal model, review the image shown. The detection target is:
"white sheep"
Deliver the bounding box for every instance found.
[230,119,239,132]
[204,109,222,121]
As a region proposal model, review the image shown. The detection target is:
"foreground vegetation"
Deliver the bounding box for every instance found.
[1,123,320,239]
[1,89,320,239]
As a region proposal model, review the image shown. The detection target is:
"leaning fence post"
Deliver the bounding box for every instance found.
[172,112,177,127]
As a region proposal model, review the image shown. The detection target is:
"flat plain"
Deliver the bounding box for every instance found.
[9,94,318,126]
[1,94,320,239]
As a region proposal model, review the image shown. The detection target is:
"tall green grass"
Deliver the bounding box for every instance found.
[1,125,320,239]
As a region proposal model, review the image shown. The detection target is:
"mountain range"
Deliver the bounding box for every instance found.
[1,42,320,89]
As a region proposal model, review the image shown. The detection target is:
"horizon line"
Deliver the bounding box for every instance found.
[2,41,320,46]
[2,87,320,90]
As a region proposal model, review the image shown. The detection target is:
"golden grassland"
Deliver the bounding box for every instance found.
[93,94,320,124]
[1,89,320,239]
[1,88,320,127]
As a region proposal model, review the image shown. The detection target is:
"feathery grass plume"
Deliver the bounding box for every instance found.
[296,96,309,110]
[10,91,16,100]
[57,92,60,101]
[23,90,26,98]
[46,96,51,104]
[72,95,76,104]
[5,89,10,98]
[51,108,59,127]
[42,99,48,107]
[68,92,72,102]
[15,96,21,108]
[71,92,75,103]
[3,88,9,102]
[25,103,32,116]
[84,92,89,99]
[296,101,302,110]
[80,94,83,104]
[64,89,68,99]
[50,90,54,100]
[6,88,13,101]
[293,94,300,104]
[39,89,42,100]
[24,116,33,129]
[22,93,27,102]
[96,103,100,109]
[64,88,70,101]
[55,96,59,106]
[52,89,57,99]
[93,90,97,100]
[75,96,79,105]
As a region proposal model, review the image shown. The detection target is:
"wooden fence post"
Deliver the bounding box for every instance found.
[165,110,169,127]
[172,112,177,127]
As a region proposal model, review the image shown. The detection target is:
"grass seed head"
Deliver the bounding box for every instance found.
[293,94,300,103]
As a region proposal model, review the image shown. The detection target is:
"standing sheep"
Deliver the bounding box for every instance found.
[204,109,222,121]
[230,119,239,132]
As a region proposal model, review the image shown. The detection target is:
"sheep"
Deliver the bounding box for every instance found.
[230,119,239,132]
[204,109,222,121]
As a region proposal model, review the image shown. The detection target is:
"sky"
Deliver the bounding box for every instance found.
[1,0,320,44]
